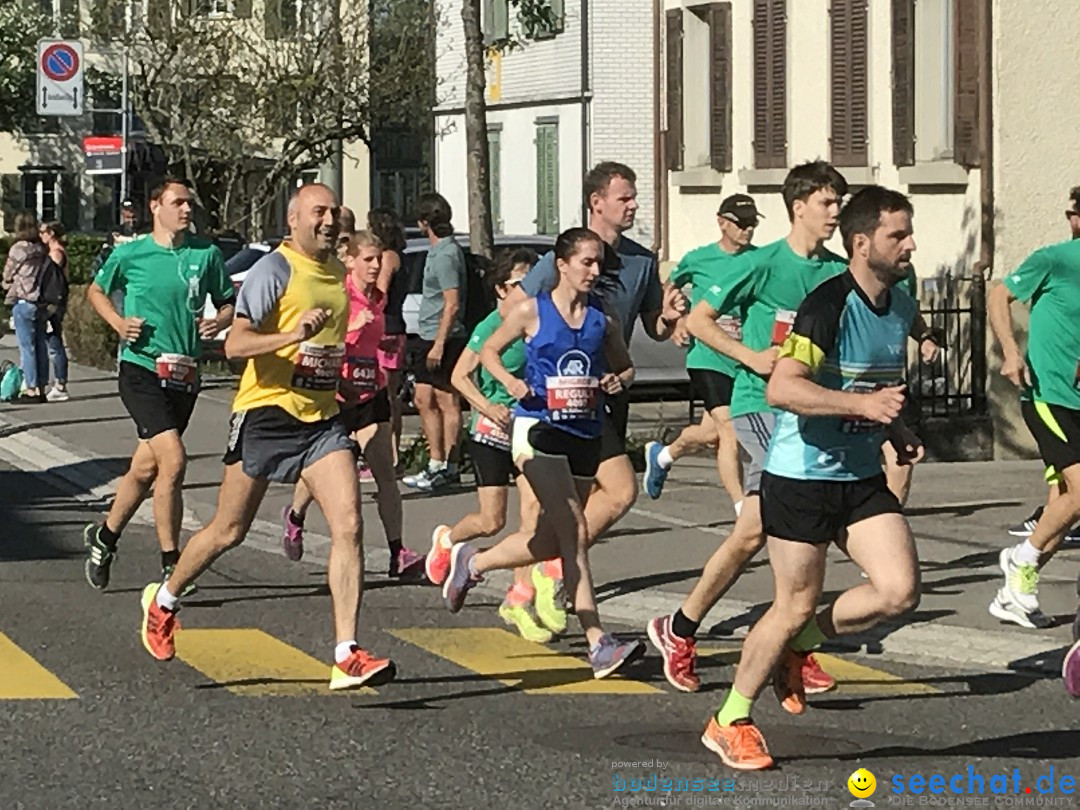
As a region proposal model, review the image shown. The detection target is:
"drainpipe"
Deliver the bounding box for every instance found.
[972,0,993,414]
[652,0,666,259]
[580,0,591,226]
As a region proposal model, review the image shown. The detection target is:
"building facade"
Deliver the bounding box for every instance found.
[432,0,658,246]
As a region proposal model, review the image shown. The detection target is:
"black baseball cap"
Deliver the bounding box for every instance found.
[121,199,135,209]
[718,194,762,225]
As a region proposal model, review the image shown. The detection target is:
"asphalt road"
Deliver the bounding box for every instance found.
[1,459,1078,810]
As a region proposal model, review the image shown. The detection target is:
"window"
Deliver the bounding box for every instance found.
[265,0,299,39]
[535,121,559,236]
[830,0,869,167]
[488,127,503,234]
[752,0,787,169]
[482,0,508,45]
[892,0,979,167]
[524,0,564,40]
[22,172,60,223]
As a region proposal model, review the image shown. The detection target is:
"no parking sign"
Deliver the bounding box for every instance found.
[36,39,84,116]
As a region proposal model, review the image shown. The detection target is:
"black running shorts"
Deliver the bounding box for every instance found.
[340,389,392,434]
[688,368,735,411]
[760,471,902,544]
[468,438,519,487]
[1021,400,1080,483]
[118,361,198,441]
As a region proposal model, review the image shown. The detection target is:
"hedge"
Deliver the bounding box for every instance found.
[63,283,120,370]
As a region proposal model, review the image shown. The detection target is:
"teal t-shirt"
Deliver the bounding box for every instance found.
[94,234,233,374]
[465,308,526,433]
[670,242,755,378]
[702,238,848,418]
[1003,239,1080,410]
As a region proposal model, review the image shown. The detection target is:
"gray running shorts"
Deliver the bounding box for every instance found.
[223,406,356,484]
[731,411,776,496]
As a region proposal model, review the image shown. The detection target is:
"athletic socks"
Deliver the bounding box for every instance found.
[155,584,179,612]
[657,446,674,470]
[715,688,754,726]
[1015,539,1041,566]
[335,641,357,664]
[734,500,743,518]
[671,609,699,640]
[790,616,828,652]
[541,557,563,580]
[161,549,180,569]
[98,522,120,549]
[506,581,536,606]
[388,539,403,559]
[428,459,447,474]
[288,509,306,527]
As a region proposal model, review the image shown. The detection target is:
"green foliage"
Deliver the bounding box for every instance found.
[399,425,477,477]
[63,284,120,371]
[66,234,107,285]
[0,2,53,132]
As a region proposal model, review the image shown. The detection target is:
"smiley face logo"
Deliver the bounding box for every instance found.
[848,768,876,799]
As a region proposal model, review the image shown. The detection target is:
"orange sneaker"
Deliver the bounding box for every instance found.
[773,648,807,715]
[701,717,774,771]
[801,652,836,694]
[330,646,397,690]
[140,583,180,661]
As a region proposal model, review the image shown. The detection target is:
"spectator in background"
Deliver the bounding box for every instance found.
[39,221,70,402]
[2,211,48,402]
[115,199,138,242]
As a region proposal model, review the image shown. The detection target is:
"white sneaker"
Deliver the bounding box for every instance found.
[46,386,69,402]
[999,546,1040,613]
[988,587,1053,629]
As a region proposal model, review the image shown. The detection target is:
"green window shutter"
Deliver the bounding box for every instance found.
[146,0,170,36]
[488,128,502,234]
[493,0,508,41]
[60,173,81,231]
[535,122,559,236]
[264,0,281,39]
[234,0,252,17]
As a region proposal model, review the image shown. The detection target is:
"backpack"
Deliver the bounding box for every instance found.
[462,252,495,333]
[38,258,69,313]
[0,360,24,402]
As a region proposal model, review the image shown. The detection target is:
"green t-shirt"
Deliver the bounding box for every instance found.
[94,234,233,375]
[1003,239,1080,410]
[703,238,848,417]
[465,308,526,432]
[670,242,755,377]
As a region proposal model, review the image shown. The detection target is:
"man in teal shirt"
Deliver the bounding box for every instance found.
[84,178,234,593]
[646,162,849,696]
[644,194,762,510]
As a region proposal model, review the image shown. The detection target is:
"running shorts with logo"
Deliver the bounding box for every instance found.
[94,234,234,440]
[225,244,354,483]
[465,309,526,487]
[513,291,607,479]
[1004,239,1080,482]
[761,272,917,543]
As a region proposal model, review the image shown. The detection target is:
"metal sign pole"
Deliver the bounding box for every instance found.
[120,0,130,202]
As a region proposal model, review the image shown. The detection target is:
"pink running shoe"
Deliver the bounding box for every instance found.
[281,506,304,562]
[390,545,425,579]
[426,525,452,585]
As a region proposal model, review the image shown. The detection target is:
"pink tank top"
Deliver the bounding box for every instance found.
[340,274,387,404]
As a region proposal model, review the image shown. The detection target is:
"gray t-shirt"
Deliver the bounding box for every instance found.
[418,236,467,341]
[520,235,662,345]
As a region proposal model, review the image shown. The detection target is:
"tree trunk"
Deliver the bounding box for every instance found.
[461,0,494,260]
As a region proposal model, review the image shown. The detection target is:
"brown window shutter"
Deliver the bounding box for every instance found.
[953,0,980,167]
[753,0,787,169]
[891,0,915,166]
[709,3,733,173]
[665,9,684,172]
[830,0,868,167]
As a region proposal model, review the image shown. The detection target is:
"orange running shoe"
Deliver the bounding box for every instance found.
[140,583,180,661]
[329,646,397,690]
[801,652,837,694]
[773,648,807,715]
[701,717,774,771]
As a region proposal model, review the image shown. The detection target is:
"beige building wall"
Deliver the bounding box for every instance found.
[340,141,371,217]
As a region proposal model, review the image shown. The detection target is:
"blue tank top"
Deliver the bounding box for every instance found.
[515,292,607,439]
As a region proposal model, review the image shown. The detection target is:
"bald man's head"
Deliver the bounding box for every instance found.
[288,183,340,261]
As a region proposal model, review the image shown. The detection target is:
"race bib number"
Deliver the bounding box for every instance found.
[716,314,743,340]
[841,379,893,434]
[546,375,600,421]
[292,342,345,392]
[156,353,197,394]
[342,355,379,396]
[771,310,796,346]
[472,415,511,450]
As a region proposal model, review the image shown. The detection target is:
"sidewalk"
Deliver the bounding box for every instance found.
[1,338,1076,677]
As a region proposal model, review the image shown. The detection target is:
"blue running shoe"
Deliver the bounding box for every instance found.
[589,635,644,680]
[644,441,669,500]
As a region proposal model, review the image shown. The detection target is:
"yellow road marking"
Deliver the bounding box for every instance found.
[392,628,659,694]
[0,633,77,699]
[175,628,375,696]
[701,645,938,695]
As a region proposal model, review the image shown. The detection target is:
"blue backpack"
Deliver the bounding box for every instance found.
[0,360,24,402]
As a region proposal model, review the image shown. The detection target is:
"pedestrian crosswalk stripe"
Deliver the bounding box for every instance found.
[392,627,660,694]
[175,629,376,696]
[0,632,77,699]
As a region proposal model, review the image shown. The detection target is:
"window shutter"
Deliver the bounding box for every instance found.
[146,0,170,35]
[535,124,559,236]
[60,173,80,232]
[264,0,281,38]
[891,0,915,167]
[753,0,787,169]
[953,0,980,167]
[708,3,732,173]
[830,0,868,167]
[234,0,252,18]
[488,128,502,234]
[493,0,508,42]
[665,9,684,172]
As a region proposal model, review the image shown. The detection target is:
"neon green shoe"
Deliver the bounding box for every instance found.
[531,564,568,635]
[499,600,554,643]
